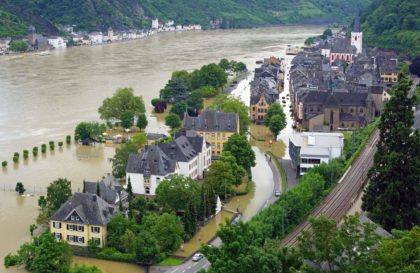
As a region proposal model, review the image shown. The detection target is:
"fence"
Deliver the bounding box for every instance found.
[1,183,47,195]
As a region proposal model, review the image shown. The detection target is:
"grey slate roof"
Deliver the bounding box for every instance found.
[49,192,116,226]
[302,91,368,107]
[159,135,198,162]
[85,175,128,205]
[330,38,356,54]
[126,145,176,176]
[175,130,205,153]
[184,110,238,133]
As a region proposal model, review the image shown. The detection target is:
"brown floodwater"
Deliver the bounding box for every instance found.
[0,26,324,272]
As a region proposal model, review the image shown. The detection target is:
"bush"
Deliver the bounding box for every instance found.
[41,144,47,153]
[23,150,29,159]
[2,161,7,167]
[66,135,71,144]
[13,156,18,163]
[49,141,55,149]
[58,141,63,147]
[96,248,135,263]
[32,147,38,156]
[13,152,19,158]
[3,254,19,268]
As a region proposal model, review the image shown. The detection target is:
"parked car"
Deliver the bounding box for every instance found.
[192,253,204,262]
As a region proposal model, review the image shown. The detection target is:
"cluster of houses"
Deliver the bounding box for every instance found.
[48,109,239,247]
[250,57,285,123]
[0,18,202,54]
[126,110,239,196]
[290,18,398,132]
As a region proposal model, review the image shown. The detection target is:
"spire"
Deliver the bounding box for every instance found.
[353,16,361,33]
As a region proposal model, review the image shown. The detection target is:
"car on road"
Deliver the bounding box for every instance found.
[192,253,204,262]
[275,191,281,197]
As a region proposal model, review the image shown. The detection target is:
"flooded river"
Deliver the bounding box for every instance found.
[0,26,324,272]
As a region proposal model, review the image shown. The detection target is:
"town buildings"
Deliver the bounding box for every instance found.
[47,36,67,49]
[289,22,397,132]
[49,192,116,248]
[184,110,239,157]
[126,131,211,196]
[250,57,283,123]
[28,25,50,51]
[289,132,344,176]
[0,38,10,54]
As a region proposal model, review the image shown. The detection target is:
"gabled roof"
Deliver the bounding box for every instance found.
[49,192,116,226]
[330,38,356,54]
[159,135,198,162]
[126,145,176,176]
[184,110,238,133]
[85,175,127,205]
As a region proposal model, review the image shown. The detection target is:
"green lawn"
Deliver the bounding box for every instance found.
[158,257,184,266]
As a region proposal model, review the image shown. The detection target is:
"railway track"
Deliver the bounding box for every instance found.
[282,129,380,247]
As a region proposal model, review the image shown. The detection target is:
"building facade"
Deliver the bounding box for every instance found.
[184,110,239,157]
[49,193,116,248]
[289,132,344,176]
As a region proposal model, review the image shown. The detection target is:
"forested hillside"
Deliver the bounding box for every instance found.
[0,0,370,37]
[362,0,420,58]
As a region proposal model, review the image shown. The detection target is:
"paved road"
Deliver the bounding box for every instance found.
[154,154,282,273]
[282,129,380,247]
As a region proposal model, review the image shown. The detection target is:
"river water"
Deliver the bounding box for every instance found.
[0,26,324,272]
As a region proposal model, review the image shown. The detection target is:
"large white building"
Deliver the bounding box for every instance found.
[151,18,159,29]
[351,17,363,55]
[88,32,103,44]
[47,36,67,49]
[126,131,211,196]
[289,132,344,176]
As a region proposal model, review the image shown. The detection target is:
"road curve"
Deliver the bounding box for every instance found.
[282,129,380,247]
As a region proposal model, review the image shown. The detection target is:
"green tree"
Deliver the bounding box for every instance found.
[165,113,181,130]
[155,175,200,212]
[264,102,284,126]
[111,142,138,178]
[134,231,160,265]
[160,77,190,103]
[107,214,138,252]
[120,111,134,129]
[267,114,286,138]
[98,88,145,122]
[37,196,47,209]
[198,63,227,88]
[152,213,184,253]
[186,91,204,111]
[323,28,333,37]
[136,113,148,131]
[211,94,250,135]
[46,178,72,214]
[29,224,37,237]
[362,72,420,231]
[74,122,105,141]
[121,229,136,253]
[219,151,245,186]
[87,239,100,254]
[69,265,102,273]
[170,101,187,116]
[4,232,72,273]
[15,182,26,195]
[195,86,217,98]
[204,161,236,199]
[9,40,28,52]
[218,58,231,71]
[184,200,198,238]
[129,196,147,224]
[223,133,256,172]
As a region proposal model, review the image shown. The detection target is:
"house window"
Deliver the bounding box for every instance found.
[53,222,61,229]
[217,143,220,149]
[67,224,75,231]
[301,167,308,173]
[92,237,101,245]
[75,216,80,221]
[212,133,215,139]
[71,216,75,221]
[360,108,363,114]
[67,235,74,242]
[54,233,62,240]
[78,236,85,243]
[301,158,308,163]
[350,108,354,113]
[91,226,100,233]
[77,225,84,232]
[156,177,160,184]
[145,187,150,194]
[308,158,321,164]
[252,107,255,111]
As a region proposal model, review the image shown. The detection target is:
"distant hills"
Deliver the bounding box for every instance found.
[0,0,370,37]
[361,0,420,58]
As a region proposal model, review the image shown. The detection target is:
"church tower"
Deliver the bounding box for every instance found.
[351,17,363,54]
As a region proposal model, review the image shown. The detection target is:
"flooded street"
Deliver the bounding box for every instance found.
[0,26,324,272]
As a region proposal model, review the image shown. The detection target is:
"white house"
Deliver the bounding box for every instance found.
[88,32,103,44]
[0,38,11,53]
[48,36,67,49]
[152,18,159,29]
[126,132,211,196]
[289,132,344,176]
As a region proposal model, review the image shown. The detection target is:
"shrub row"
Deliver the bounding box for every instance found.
[96,248,135,263]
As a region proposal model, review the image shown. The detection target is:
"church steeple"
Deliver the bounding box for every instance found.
[351,16,363,54]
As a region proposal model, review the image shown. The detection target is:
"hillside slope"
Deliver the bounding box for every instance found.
[0,0,371,37]
[362,0,420,58]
